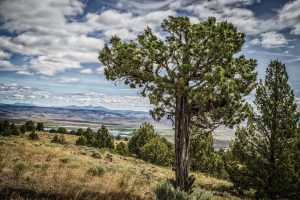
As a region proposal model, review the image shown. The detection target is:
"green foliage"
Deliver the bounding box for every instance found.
[115,134,121,140]
[128,123,157,156]
[115,141,129,156]
[0,120,11,136]
[95,125,114,149]
[190,129,216,174]
[76,128,84,135]
[14,160,27,177]
[0,121,21,136]
[189,129,227,179]
[227,60,300,199]
[189,188,213,200]
[51,134,67,144]
[28,130,39,140]
[99,16,256,129]
[69,130,76,135]
[154,180,213,200]
[49,128,56,133]
[154,180,189,200]
[20,125,26,134]
[99,16,257,191]
[76,135,88,146]
[24,120,35,131]
[87,164,106,176]
[141,136,174,166]
[36,122,44,131]
[57,127,68,134]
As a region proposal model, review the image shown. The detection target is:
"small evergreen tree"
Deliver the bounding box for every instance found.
[115,142,129,156]
[95,125,114,149]
[57,127,68,134]
[76,135,88,146]
[227,60,300,198]
[36,122,44,131]
[0,119,10,135]
[189,128,218,176]
[141,136,174,166]
[76,128,84,135]
[24,120,35,131]
[128,123,157,156]
[49,128,56,133]
[10,123,20,135]
[29,129,39,140]
[84,127,93,145]
[20,125,26,134]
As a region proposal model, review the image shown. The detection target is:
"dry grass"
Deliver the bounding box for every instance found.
[0,132,240,200]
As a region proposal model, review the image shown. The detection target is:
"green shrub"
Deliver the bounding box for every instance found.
[115,142,129,156]
[154,180,189,200]
[24,120,35,131]
[36,122,44,131]
[189,188,213,200]
[49,128,56,133]
[10,123,20,135]
[14,160,27,177]
[29,130,39,140]
[2,126,12,136]
[76,135,88,145]
[95,125,114,149]
[87,164,106,176]
[20,125,26,134]
[115,134,121,140]
[141,136,174,166]
[128,123,157,156]
[57,127,68,134]
[51,134,67,144]
[76,128,84,135]
[154,180,213,200]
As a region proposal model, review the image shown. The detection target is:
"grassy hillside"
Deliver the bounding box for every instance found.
[0,132,243,200]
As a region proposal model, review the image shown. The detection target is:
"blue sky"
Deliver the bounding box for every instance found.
[0,0,299,111]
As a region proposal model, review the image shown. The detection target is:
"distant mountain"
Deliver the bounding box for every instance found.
[0,103,151,125]
[13,102,35,107]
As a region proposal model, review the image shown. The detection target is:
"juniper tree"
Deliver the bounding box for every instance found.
[227,60,300,198]
[98,16,256,191]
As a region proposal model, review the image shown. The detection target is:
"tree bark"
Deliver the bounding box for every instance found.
[175,94,195,192]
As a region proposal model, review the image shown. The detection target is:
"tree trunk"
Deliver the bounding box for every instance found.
[174,94,195,192]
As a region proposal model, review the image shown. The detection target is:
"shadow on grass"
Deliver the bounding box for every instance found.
[0,186,144,200]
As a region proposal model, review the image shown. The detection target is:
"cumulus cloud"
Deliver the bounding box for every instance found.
[80,68,93,74]
[16,70,34,75]
[0,0,103,76]
[278,0,300,35]
[0,82,151,111]
[251,31,288,48]
[59,77,80,83]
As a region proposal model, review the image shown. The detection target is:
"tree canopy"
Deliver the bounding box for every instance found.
[99,16,257,191]
[227,60,300,198]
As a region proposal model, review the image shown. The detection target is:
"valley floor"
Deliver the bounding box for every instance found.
[0,132,245,200]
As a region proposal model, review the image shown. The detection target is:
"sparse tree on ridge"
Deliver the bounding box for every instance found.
[227,60,300,198]
[99,16,257,191]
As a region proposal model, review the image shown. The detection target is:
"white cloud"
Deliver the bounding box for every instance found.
[80,68,93,74]
[16,70,34,75]
[0,50,10,59]
[0,0,103,76]
[251,31,288,48]
[0,82,151,111]
[59,77,80,83]
[86,9,176,39]
[278,0,300,35]
[184,0,264,35]
[96,67,105,74]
